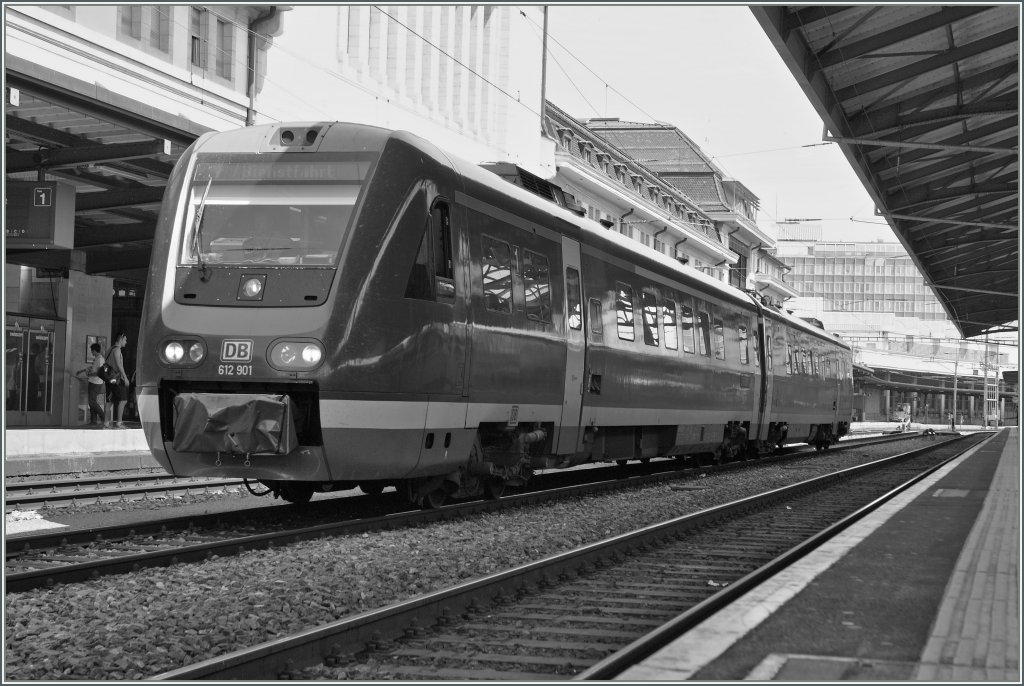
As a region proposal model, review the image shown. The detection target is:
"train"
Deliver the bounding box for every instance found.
[137,121,854,507]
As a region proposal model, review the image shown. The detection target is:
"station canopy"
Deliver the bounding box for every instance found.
[752,5,1019,339]
[4,61,203,284]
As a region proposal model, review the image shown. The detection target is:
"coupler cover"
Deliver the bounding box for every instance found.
[172,393,298,455]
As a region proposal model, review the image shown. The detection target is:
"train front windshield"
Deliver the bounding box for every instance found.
[180,152,376,267]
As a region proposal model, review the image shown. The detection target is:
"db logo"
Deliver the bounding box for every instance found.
[221,340,253,362]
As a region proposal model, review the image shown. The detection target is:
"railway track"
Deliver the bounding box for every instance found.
[146,431,986,680]
[4,472,245,511]
[4,433,922,593]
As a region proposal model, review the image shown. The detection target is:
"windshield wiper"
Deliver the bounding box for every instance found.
[192,177,213,282]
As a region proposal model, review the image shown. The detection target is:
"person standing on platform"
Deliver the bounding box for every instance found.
[107,332,131,429]
[77,342,106,427]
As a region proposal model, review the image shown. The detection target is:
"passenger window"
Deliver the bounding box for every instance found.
[616,283,635,341]
[712,310,726,360]
[696,306,711,357]
[566,267,582,331]
[785,344,793,374]
[752,328,760,367]
[641,291,659,346]
[811,351,819,377]
[738,322,749,365]
[589,298,603,336]
[405,202,454,302]
[680,297,695,354]
[663,300,678,350]
[522,249,552,322]
[766,337,773,371]
[481,235,512,313]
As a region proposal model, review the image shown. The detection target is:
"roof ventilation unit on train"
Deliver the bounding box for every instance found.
[480,162,585,216]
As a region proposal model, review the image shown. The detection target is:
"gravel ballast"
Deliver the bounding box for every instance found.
[4,440,945,680]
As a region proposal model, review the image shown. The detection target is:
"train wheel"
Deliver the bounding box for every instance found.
[421,488,447,509]
[483,477,505,500]
[279,483,314,504]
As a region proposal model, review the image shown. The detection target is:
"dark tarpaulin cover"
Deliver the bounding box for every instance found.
[172,393,298,455]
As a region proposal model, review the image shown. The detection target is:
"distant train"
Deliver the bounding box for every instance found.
[137,122,854,507]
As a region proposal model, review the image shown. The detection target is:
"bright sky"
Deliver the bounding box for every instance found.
[541,5,899,242]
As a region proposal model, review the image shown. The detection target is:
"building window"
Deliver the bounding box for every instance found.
[216,18,234,80]
[191,8,208,69]
[119,5,143,40]
[151,6,171,53]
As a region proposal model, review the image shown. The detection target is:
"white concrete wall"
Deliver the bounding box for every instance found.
[254,5,550,174]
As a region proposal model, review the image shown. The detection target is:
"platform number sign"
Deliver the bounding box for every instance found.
[5,181,73,247]
[33,187,53,207]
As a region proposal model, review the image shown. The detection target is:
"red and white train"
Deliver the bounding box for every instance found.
[137,122,854,507]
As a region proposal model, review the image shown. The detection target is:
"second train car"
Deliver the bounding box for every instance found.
[137,122,853,507]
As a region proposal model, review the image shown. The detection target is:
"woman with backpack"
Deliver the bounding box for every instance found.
[76,342,106,427]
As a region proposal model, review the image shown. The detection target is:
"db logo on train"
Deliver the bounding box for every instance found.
[218,340,255,376]
[221,340,253,362]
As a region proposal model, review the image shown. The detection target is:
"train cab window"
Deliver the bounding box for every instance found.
[696,307,711,357]
[589,298,604,336]
[738,322,749,365]
[663,300,678,350]
[405,202,454,303]
[616,283,636,341]
[566,268,582,331]
[522,249,552,323]
[680,297,696,354]
[641,291,659,346]
[711,309,726,360]
[481,235,513,313]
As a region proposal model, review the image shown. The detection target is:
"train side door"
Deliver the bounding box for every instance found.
[757,315,774,442]
[555,236,586,454]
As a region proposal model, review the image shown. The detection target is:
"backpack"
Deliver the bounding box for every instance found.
[100,351,120,384]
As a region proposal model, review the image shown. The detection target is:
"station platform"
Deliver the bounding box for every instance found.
[620,427,1019,682]
[4,425,157,477]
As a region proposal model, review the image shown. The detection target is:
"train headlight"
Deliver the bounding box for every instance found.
[188,342,206,363]
[159,338,207,367]
[269,340,324,371]
[163,342,184,363]
[237,275,266,301]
